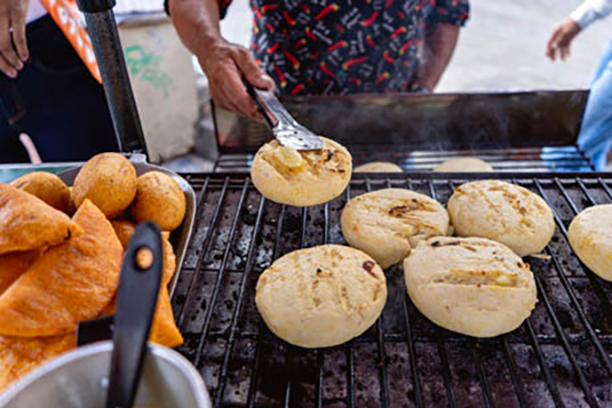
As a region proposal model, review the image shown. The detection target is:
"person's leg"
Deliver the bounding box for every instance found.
[590,40,612,88]
[9,16,118,163]
[578,41,612,171]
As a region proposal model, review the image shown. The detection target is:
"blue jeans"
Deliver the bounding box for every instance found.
[0,15,117,163]
[578,40,612,171]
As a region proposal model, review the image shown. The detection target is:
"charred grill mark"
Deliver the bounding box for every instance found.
[388,199,427,217]
[362,260,377,278]
[389,205,408,216]
[431,240,459,247]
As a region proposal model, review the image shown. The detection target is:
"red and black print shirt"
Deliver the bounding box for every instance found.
[219,0,469,96]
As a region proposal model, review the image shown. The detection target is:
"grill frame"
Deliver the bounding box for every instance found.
[213,146,595,173]
[173,172,612,408]
[211,91,595,174]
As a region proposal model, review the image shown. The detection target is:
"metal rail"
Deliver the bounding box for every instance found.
[213,146,594,173]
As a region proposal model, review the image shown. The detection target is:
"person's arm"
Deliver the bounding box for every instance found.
[571,0,612,28]
[414,0,469,92]
[546,0,612,62]
[415,23,460,92]
[0,0,29,78]
[168,0,273,117]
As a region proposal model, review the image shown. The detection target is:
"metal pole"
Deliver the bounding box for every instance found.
[77,0,148,156]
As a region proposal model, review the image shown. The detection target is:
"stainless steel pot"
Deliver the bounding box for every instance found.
[0,341,211,408]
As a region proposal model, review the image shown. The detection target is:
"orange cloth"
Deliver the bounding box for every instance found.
[40,0,101,83]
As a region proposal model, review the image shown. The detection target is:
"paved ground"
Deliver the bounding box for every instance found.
[219,0,612,91]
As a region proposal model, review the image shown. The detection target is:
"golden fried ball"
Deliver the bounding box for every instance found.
[130,171,186,231]
[71,153,137,218]
[10,172,70,212]
[65,187,77,215]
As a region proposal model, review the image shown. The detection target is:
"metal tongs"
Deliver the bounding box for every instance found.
[246,83,323,151]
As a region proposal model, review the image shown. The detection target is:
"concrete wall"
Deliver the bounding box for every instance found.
[118,16,198,163]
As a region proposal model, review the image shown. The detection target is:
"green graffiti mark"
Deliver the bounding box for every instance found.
[125,45,174,99]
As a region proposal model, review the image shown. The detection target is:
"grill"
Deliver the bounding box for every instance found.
[172,172,612,408]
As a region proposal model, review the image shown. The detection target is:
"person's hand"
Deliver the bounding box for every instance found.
[546,18,581,62]
[197,39,274,118]
[0,0,29,78]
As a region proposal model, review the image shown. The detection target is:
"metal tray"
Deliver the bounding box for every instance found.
[57,154,196,296]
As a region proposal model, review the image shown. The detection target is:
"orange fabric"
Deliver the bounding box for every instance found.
[40,0,101,83]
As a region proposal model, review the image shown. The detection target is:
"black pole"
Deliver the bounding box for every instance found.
[76,0,148,156]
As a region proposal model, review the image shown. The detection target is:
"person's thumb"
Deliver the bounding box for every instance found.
[234,49,275,90]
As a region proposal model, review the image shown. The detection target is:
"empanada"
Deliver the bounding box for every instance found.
[0,200,122,336]
[111,219,176,286]
[99,287,183,348]
[0,249,45,295]
[0,184,82,255]
[0,333,75,392]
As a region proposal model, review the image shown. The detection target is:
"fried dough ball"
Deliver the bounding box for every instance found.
[71,153,137,218]
[130,171,186,231]
[65,187,77,215]
[10,172,70,212]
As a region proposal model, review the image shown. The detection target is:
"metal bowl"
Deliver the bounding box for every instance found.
[0,341,211,408]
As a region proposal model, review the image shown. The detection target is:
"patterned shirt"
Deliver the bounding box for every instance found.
[219,0,469,96]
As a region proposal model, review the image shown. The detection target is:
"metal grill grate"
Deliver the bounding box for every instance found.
[213,146,594,173]
[173,172,612,407]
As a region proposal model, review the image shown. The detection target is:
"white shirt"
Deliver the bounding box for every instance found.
[27,0,49,24]
[570,0,612,28]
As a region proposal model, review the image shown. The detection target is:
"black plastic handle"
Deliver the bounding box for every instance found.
[106,222,163,408]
